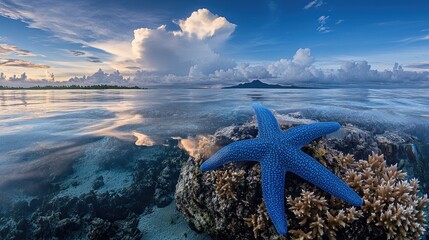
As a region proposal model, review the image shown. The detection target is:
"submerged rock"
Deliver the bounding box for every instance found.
[92,176,105,190]
[176,121,429,239]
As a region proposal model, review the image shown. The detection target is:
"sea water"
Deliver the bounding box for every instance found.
[0,88,428,238]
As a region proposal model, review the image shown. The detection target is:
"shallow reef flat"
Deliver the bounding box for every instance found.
[176,115,429,240]
[0,139,191,239]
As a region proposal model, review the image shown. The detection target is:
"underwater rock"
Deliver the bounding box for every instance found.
[92,175,105,190]
[375,131,418,164]
[329,123,377,160]
[176,122,429,240]
[154,157,184,207]
[329,124,421,177]
[12,200,31,219]
[88,217,112,239]
[0,143,189,239]
[88,214,141,240]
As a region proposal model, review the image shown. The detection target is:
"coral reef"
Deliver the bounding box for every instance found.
[176,120,428,240]
[286,151,428,240]
[0,141,188,239]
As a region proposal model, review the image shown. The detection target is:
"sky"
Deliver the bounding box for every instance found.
[0,0,429,87]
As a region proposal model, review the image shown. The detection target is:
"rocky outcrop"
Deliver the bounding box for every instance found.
[176,121,428,240]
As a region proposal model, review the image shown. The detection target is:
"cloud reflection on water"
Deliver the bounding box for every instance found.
[0,90,152,198]
[133,131,155,146]
[0,140,92,195]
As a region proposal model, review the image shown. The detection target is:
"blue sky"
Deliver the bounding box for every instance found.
[0,0,429,86]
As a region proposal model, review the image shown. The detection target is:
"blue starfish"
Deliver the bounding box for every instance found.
[200,103,363,235]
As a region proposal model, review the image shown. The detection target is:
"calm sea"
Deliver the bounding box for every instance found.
[1,88,429,196]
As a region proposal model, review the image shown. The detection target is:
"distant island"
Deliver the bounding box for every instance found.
[0,84,145,90]
[223,80,318,89]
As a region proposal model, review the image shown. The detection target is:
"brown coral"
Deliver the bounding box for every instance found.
[349,153,429,240]
[287,189,360,240]
[244,202,273,239]
[286,152,428,240]
[213,169,245,200]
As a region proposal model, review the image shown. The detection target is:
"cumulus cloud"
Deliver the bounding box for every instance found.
[132,70,188,86]
[333,61,429,84]
[131,8,236,75]
[2,48,429,88]
[175,8,236,43]
[44,70,55,81]
[267,48,324,81]
[304,0,324,9]
[68,69,131,86]
[1,2,237,77]
[0,0,163,74]
[208,49,429,87]
[0,69,133,87]
[0,58,50,68]
[0,44,35,56]
[210,63,272,82]
[335,61,377,82]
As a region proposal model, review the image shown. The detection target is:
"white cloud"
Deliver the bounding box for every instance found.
[267,48,323,81]
[324,61,429,85]
[292,48,315,66]
[399,34,429,43]
[2,49,429,88]
[131,9,236,75]
[189,56,236,79]
[0,0,162,74]
[304,0,324,9]
[44,70,55,81]
[317,15,331,33]
[336,19,344,25]
[336,60,376,81]
[210,63,271,82]
[1,3,236,78]
[175,8,236,43]
[132,70,189,86]
[0,0,161,44]
[69,69,131,86]
[91,40,135,61]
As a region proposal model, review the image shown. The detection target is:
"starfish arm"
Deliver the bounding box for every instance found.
[252,103,281,139]
[283,122,340,147]
[287,150,363,206]
[200,139,267,171]
[260,159,288,235]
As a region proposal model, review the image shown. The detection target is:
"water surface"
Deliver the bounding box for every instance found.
[1,88,429,196]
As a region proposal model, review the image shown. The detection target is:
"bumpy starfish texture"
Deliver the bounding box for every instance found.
[200,103,363,235]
